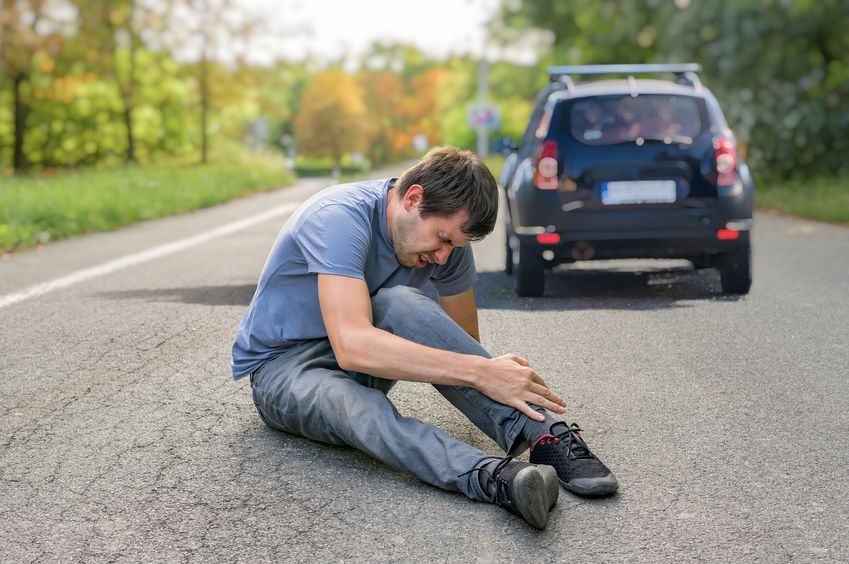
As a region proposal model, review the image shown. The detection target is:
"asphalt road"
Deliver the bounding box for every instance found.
[1,169,848,562]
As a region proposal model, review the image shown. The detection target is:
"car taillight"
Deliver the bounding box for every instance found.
[713,138,737,186]
[533,140,559,190]
[536,233,560,244]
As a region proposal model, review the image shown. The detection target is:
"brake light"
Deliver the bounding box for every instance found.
[717,229,740,240]
[713,138,737,186]
[533,140,559,190]
[536,233,561,244]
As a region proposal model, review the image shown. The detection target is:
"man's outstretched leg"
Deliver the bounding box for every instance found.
[250,338,560,528]
[370,285,618,497]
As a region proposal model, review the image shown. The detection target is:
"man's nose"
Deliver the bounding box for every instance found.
[434,246,451,265]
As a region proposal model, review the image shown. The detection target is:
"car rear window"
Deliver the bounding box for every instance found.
[567,94,705,145]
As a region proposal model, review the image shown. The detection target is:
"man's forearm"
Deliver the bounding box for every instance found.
[333,325,485,388]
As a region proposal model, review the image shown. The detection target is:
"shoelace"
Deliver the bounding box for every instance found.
[550,423,595,460]
[457,457,516,507]
[491,457,517,509]
[457,456,513,479]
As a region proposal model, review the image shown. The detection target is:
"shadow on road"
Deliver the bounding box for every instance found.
[99,261,742,311]
[98,284,257,306]
[476,260,742,311]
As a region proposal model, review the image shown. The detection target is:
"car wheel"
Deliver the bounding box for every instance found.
[515,243,545,297]
[718,239,752,295]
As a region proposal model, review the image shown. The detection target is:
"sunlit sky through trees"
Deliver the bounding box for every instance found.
[171,0,537,68]
[274,0,504,62]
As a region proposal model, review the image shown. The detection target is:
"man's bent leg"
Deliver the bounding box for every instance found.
[370,286,553,456]
[370,286,619,498]
[250,339,500,501]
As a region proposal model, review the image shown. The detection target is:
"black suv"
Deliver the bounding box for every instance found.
[500,64,754,297]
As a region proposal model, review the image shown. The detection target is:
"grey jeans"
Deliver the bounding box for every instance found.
[250,285,538,501]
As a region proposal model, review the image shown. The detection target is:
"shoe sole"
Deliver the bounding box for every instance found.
[560,474,619,497]
[537,464,560,509]
[512,466,552,529]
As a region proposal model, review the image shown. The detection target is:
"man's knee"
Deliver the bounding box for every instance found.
[372,285,440,325]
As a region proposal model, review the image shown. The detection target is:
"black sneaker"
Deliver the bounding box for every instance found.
[529,422,619,497]
[490,457,559,529]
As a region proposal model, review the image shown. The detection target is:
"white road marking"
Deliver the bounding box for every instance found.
[0,202,301,310]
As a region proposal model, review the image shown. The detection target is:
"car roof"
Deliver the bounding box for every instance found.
[550,79,707,101]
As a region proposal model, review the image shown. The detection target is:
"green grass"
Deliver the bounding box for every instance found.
[0,156,295,252]
[756,176,849,224]
[483,154,506,181]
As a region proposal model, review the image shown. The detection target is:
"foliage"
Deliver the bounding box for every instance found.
[401,67,448,151]
[4,0,844,197]
[293,70,369,168]
[482,154,506,181]
[0,2,537,177]
[356,70,406,166]
[0,156,294,251]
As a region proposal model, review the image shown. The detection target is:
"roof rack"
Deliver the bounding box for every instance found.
[548,64,702,91]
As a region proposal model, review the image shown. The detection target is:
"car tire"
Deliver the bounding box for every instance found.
[515,243,545,297]
[718,239,752,295]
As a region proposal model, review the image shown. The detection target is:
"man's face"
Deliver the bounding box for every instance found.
[390,206,471,269]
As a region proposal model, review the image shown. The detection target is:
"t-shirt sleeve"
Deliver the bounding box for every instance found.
[294,204,371,279]
[431,244,478,297]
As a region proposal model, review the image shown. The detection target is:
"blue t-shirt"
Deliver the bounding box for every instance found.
[231,178,477,380]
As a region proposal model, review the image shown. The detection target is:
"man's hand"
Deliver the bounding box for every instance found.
[475,354,567,422]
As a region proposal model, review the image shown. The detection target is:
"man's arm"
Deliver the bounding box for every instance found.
[318,274,566,421]
[438,288,480,342]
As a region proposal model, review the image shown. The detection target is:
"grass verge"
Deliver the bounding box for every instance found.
[0,157,295,252]
[756,176,849,224]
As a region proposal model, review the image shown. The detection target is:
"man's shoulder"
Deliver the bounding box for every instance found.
[293,178,391,228]
[314,178,392,207]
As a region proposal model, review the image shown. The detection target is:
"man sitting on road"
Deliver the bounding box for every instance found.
[231,147,618,529]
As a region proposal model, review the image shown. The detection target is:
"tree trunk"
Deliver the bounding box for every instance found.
[12,75,29,174]
[123,105,136,163]
[123,18,138,164]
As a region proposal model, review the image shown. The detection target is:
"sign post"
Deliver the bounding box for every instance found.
[467,60,500,159]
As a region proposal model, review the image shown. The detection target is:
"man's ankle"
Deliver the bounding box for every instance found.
[522,412,558,445]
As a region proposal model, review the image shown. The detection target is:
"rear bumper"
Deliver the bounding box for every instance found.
[512,227,750,262]
[506,173,754,263]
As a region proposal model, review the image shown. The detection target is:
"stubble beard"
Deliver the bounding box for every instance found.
[390,212,420,267]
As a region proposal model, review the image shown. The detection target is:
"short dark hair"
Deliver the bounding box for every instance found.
[394,146,498,241]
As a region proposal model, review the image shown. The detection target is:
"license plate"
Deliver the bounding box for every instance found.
[601,180,677,205]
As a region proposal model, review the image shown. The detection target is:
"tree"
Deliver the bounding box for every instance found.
[401,67,447,154]
[154,0,283,163]
[294,70,368,174]
[357,70,405,166]
[72,0,143,163]
[1,0,66,173]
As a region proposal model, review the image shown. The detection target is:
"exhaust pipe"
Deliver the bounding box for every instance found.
[571,241,595,260]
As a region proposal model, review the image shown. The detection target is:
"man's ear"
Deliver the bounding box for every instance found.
[403,184,424,212]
